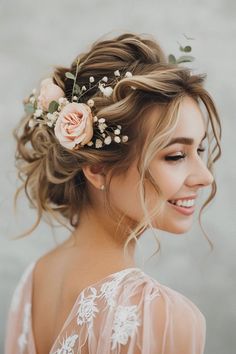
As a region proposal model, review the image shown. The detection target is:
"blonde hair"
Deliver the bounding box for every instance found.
[13,32,222,259]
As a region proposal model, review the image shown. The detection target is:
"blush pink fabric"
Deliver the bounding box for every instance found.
[4,260,206,353]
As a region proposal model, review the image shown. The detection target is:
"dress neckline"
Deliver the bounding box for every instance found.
[28,259,143,354]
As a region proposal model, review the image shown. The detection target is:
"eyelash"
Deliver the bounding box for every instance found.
[165,148,206,162]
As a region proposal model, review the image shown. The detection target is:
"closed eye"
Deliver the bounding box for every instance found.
[165,147,206,162]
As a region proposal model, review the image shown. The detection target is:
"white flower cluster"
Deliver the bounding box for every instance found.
[27,94,69,129]
[86,116,129,149]
[83,70,133,99]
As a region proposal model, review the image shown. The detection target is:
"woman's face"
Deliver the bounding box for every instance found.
[109,95,214,234]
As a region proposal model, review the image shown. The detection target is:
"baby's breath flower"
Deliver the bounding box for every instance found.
[47,121,53,127]
[82,86,87,91]
[87,99,94,107]
[98,123,107,132]
[47,112,58,123]
[114,129,120,135]
[102,76,108,82]
[114,70,120,77]
[125,71,133,78]
[114,136,121,143]
[93,116,98,122]
[95,139,103,148]
[104,136,112,145]
[34,109,43,118]
[103,87,113,97]
[58,97,68,106]
[122,135,129,142]
[47,113,54,120]
[89,76,95,83]
[73,96,78,101]
[98,118,105,123]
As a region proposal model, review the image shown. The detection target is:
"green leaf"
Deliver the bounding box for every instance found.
[24,103,35,114]
[48,100,59,113]
[168,54,177,64]
[179,45,185,52]
[176,55,195,63]
[183,45,192,52]
[65,72,75,80]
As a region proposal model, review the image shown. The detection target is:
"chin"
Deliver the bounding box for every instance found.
[154,221,193,234]
[167,222,193,234]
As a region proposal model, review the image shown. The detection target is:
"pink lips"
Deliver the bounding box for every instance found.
[168,201,195,216]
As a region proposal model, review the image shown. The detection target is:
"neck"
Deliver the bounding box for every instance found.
[64,206,137,269]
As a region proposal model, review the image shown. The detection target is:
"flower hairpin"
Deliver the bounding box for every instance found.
[24,60,131,150]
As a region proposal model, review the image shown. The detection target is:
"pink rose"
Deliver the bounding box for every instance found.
[37,78,64,111]
[54,102,94,149]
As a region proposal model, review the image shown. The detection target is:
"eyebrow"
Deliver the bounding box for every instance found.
[164,131,207,148]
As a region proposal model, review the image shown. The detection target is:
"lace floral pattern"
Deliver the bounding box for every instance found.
[76,287,99,331]
[53,334,79,354]
[11,262,36,312]
[111,304,140,351]
[100,278,123,308]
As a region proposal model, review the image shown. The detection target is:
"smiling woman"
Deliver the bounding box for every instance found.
[5,32,221,354]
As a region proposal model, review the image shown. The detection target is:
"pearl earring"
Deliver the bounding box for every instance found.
[100,184,105,191]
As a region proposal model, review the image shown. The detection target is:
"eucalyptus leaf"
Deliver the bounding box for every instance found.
[24,103,35,114]
[176,55,195,63]
[183,45,192,52]
[168,54,176,64]
[65,72,75,80]
[48,100,59,114]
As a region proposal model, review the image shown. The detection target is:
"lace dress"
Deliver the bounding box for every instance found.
[4,260,206,354]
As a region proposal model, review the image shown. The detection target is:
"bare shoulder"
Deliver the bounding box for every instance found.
[31,240,84,353]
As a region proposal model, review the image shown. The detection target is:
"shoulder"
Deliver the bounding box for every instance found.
[50,269,206,354]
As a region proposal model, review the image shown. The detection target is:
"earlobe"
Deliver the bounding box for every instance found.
[82,164,105,189]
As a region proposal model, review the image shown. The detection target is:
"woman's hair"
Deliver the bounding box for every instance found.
[13,32,221,259]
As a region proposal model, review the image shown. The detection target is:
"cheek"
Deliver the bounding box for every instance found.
[149,163,185,200]
[108,168,144,221]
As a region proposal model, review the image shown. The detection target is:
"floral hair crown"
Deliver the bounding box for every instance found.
[24,60,132,150]
[23,34,194,151]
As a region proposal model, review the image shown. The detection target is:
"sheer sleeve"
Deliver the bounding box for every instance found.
[50,269,206,354]
[4,262,36,354]
[149,282,206,354]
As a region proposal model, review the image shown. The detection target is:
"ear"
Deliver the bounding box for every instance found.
[82,164,105,190]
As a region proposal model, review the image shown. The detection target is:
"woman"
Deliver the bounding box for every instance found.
[5,32,221,353]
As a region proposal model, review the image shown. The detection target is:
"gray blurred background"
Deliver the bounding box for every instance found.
[0,0,235,353]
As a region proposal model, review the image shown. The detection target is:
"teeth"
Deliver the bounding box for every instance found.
[170,199,195,207]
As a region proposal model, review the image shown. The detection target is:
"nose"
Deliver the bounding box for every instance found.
[185,157,214,188]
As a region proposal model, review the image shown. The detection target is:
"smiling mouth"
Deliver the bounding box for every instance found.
[167,200,193,208]
[167,200,195,216]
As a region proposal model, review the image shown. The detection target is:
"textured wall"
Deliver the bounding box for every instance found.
[0,0,235,353]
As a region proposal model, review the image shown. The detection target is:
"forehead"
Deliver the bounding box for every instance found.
[174,96,206,137]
